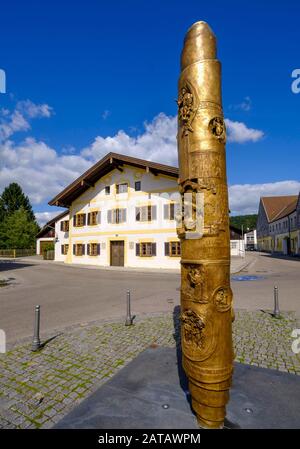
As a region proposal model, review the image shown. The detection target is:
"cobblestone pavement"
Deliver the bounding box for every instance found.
[0,308,299,429]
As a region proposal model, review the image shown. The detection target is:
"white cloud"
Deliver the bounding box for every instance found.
[101,110,111,120]
[225,119,264,143]
[35,211,61,226]
[229,180,300,215]
[16,100,53,119]
[229,96,252,112]
[0,138,90,204]
[82,113,178,166]
[0,100,53,141]
[1,105,268,216]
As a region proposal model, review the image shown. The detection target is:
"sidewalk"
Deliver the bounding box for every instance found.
[1,253,255,275]
[0,308,299,429]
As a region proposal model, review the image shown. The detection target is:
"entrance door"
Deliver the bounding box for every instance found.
[110,241,125,266]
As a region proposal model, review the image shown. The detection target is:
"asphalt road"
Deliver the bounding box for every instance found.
[231,252,300,319]
[1,253,299,344]
[0,261,181,344]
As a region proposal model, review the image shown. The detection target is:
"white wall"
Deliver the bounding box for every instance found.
[55,214,70,261]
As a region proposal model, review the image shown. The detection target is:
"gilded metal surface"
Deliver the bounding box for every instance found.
[177,21,234,429]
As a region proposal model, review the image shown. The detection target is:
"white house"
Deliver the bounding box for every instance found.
[48,152,244,268]
[36,210,68,255]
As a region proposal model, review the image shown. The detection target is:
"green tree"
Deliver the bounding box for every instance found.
[230,214,258,231]
[0,208,39,249]
[0,183,35,221]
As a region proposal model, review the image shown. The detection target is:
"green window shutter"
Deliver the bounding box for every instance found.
[97,211,101,224]
[73,215,77,227]
[107,210,112,223]
[83,214,86,226]
[82,244,85,256]
[73,244,76,255]
[97,243,101,255]
[87,213,91,225]
[87,244,90,255]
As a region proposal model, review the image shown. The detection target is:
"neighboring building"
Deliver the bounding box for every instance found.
[229,225,245,257]
[55,212,70,262]
[244,229,257,250]
[48,152,247,269]
[257,194,300,255]
[36,210,68,255]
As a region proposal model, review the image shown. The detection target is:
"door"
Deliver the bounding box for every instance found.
[110,241,125,266]
[39,240,52,255]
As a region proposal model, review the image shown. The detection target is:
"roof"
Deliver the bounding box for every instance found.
[48,152,179,207]
[261,195,298,222]
[36,210,68,238]
[271,198,298,221]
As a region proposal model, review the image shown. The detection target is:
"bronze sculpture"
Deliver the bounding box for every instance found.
[177,21,234,429]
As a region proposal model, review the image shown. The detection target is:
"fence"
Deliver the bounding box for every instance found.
[0,249,36,258]
[43,250,54,260]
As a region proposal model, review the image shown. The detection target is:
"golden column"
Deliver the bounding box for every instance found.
[177,21,234,429]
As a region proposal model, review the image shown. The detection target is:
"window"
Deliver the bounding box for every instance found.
[73,214,86,227]
[107,208,127,224]
[60,220,69,232]
[73,244,85,256]
[230,242,237,249]
[165,241,181,256]
[136,205,157,222]
[164,203,175,220]
[88,211,100,226]
[136,242,156,257]
[116,183,128,194]
[135,181,141,191]
[61,244,69,255]
[105,186,110,195]
[87,243,100,256]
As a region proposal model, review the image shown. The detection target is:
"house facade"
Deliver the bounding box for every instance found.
[48,152,246,268]
[257,194,300,255]
[36,210,68,255]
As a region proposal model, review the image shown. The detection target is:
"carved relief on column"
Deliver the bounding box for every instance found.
[180,308,216,362]
[181,263,208,303]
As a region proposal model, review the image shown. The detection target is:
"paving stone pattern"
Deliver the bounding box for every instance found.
[0,309,299,429]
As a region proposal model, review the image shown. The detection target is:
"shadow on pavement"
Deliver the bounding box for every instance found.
[0,261,35,272]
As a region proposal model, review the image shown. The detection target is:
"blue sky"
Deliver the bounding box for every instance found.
[0,0,300,224]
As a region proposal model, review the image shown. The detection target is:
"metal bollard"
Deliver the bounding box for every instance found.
[273,286,280,318]
[31,305,41,351]
[125,290,133,326]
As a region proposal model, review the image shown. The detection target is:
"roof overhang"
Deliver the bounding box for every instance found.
[48,152,179,207]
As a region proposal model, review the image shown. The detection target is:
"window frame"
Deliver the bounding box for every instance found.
[88,243,100,257]
[60,220,69,232]
[74,213,86,227]
[135,181,141,191]
[116,183,128,194]
[88,211,99,226]
[75,243,84,256]
[169,241,181,257]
